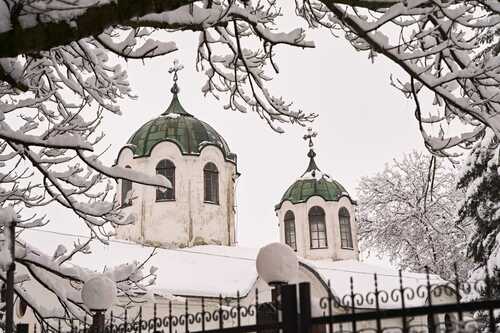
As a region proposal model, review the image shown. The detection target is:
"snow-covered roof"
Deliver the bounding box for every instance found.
[72,243,259,298]
[70,242,447,306]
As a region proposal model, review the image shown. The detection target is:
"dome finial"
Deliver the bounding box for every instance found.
[303,127,317,149]
[302,127,320,175]
[162,60,191,117]
[168,59,184,94]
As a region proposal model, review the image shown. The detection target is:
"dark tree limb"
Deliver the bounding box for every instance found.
[0,0,195,57]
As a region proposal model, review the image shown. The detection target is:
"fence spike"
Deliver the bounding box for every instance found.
[328,279,333,333]
[110,311,114,333]
[255,287,259,327]
[374,274,382,333]
[237,290,241,327]
[425,267,437,333]
[484,269,496,333]
[219,294,224,329]
[453,262,463,326]
[349,276,357,333]
[425,266,433,306]
[139,306,143,333]
[153,302,157,333]
[169,300,173,333]
[398,270,408,333]
[125,307,128,333]
[201,296,206,332]
[185,297,189,333]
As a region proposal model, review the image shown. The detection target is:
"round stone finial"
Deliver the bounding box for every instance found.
[256,242,298,285]
[81,275,117,311]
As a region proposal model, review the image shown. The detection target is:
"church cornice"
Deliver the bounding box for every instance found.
[117,139,238,167]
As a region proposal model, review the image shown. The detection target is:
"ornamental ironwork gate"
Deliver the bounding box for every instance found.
[31,271,500,333]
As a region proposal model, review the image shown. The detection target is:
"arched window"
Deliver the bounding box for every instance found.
[121,166,133,207]
[204,162,219,204]
[339,207,353,249]
[284,211,297,251]
[156,160,175,201]
[309,206,327,249]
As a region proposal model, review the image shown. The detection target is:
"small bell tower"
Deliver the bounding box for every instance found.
[275,129,359,261]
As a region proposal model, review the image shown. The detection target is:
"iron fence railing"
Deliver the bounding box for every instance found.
[27,270,500,333]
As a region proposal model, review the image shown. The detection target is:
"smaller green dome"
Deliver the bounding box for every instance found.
[276,176,348,210]
[275,137,351,210]
[124,89,236,163]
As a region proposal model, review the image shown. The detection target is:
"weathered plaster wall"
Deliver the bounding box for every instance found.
[276,196,359,261]
[116,141,237,248]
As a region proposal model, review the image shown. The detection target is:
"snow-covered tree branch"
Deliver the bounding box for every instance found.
[3,0,500,142]
[297,0,500,156]
[10,237,158,328]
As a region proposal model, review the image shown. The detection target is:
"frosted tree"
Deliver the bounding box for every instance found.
[457,132,500,333]
[459,129,500,279]
[357,151,473,281]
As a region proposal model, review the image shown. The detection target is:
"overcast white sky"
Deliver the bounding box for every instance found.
[21,10,428,264]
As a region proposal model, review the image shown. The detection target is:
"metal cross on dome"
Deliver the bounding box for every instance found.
[303,128,317,149]
[168,60,184,94]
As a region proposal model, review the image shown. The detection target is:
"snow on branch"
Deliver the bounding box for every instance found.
[0,0,196,57]
[0,121,93,151]
[299,0,500,155]
[78,151,171,189]
[95,28,178,59]
[10,240,158,325]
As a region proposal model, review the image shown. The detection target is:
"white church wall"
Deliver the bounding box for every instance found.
[115,142,236,248]
[277,196,359,261]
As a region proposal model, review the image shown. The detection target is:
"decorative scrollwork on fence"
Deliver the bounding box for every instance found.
[317,267,500,313]
[50,267,500,333]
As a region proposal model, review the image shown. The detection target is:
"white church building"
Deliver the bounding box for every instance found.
[14,68,457,332]
[109,70,454,327]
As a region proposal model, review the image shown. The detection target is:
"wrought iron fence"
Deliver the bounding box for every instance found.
[28,269,500,333]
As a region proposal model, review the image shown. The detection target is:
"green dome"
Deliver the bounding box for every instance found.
[276,176,348,209]
[125,91,236,163]
[275,145,350,210]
